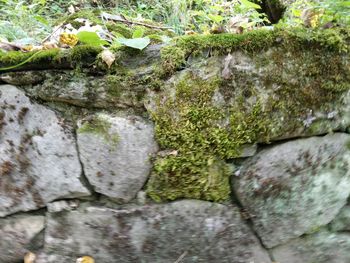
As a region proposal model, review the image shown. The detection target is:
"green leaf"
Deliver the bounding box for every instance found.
[117,37,150,50]
[132,28,144,38]
[240,0,261,9]
[77,31,109,46]
[207,14,224,23]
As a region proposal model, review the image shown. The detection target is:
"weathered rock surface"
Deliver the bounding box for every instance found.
[233,133,350,248]
[20,70,148,109]
[77,114,158,203]
[272,231,350,263]
[0,85,90,217]
[0,214,45,263]
[39,200,271,263]
[330,205,350,232]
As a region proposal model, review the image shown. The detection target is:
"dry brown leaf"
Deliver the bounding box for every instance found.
[43,41,58,50]
[100,49,116,68]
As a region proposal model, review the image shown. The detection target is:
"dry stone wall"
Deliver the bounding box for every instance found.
[0,30,349,263]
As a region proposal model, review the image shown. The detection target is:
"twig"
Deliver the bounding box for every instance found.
[173,251,188,263]
[41,22,64,44]
[101,12,173,30]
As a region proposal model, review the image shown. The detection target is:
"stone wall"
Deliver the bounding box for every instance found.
[0,29,349,263]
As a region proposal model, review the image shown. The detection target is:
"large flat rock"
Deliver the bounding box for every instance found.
[77,114,158,203]
[0,85,90,216]
[233,133,350,248]
[39,200,271,263]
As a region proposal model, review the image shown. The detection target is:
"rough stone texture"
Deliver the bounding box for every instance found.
[5,45,163,109]
[233,133,350,248]
[0,214,45,263]
[0,85,90,217]
[330,205,350,232]
[272,230,350,263]
[38,200,271,263]
[77,114,158,203]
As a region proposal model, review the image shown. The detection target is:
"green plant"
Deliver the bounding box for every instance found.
[0,0,51,42]
[281,0,350,28]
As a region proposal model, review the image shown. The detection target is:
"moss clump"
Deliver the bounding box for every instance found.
[106,22,133,38]
[146,74,272,202]
[160,27,349,74]
[147,27,349,202]
[0,49,60,71]
[56,10,102,28]
[0,45,103,72]
[78,115,119,144]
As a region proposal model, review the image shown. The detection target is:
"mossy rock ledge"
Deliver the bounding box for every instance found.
[1,28,350,262]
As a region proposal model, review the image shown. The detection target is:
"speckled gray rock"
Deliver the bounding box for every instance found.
[233,133,350,248]
[77,114,158,203]
[0,85,90,217]
[271,230,350,263]
[39,200,271,263]
[0,214,45,263]
[330,205,350,232]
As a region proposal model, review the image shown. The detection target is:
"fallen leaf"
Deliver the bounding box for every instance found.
[24,252,36,263]
[43,41,58,50]
[76,256,95,263]
[59,33,79,47]
[100,49,116,68]
[68,5,75,14]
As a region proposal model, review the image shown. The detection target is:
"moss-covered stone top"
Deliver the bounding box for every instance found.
[0,27,348,73]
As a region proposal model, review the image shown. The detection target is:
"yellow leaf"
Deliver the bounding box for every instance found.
[24,252,36,263]
[59,33,79,47]
[76,256,95,263]
[22,45,33,52]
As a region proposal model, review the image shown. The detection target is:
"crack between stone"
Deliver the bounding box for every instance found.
[230,179,276,262]
[0,207,47,220]
[73,129,96,195]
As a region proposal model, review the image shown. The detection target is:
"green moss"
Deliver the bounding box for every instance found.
[68,45,103,64]
[56,10,102,28]
[0,49,60,71]
[0,45,103,71]
[147,28,349,202]
[146,74,272,202]
[106,22,133,38]
[160,27,349,74]
[78,115,119,144]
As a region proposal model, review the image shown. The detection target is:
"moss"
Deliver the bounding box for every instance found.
[0,49,61,70]
[78,115,119,144]
[68,45,103,65]
[0,45,103,71]
[160,27,349,75]
[147,27,349,202]
[56,10,102,28]
[146,74,272,202]
[106,22,133,38]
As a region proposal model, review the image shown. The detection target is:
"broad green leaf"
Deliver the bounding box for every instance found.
[339,1,350,7]
[207,14,224,23]
[77,31,108,46]
[34,15,49,25]
[132,28,144,38]
[117,37,150,50]
[240,0,261,10]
